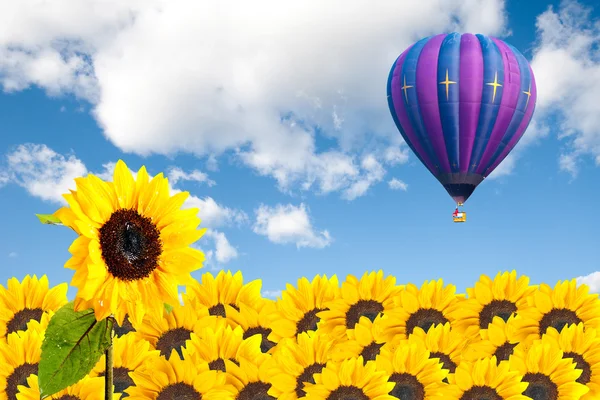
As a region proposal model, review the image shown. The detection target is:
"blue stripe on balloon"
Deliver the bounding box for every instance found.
[401,36,440,173]
[387,56,430,172]
[483,44,531,175]
[468,34,504,174]
[437,32,461,173]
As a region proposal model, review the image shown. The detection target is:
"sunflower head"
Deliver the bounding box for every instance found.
[54,160,206,325]
[225,300,279,354]
[0,327,44,400]
[225,354,276,399]
[15,374,119,400]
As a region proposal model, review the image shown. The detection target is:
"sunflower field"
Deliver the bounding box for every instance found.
[1,161,599,400]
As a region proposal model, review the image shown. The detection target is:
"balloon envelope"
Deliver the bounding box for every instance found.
[387,33,537,204]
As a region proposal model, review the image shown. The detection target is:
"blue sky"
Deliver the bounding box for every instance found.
[1,0,600,300]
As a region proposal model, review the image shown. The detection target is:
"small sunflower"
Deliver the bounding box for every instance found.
[181,321,264,373]
[409,322,470,376]
[0,325,44,400]
[330,315,388,364]
[317,270,403,340]
[0,275,67,339]
[450,271,537,339]
[182,270,265,319]
[379,279,462,341]
[90,333,160,397]
[269,274,340,342]
[132,300,212,359]
[225,300,279,354]
[375,340,448,399]
[541,323,600,400]
[224,354,277,400]
[302,356,396,400]
[510,340,590,400]
[517,279,600,341]
[462,315,536,364]
[441,357,529,400]
[126,351,236,399]
[268,331,337,399]
[16,375,119,400]
[53,160,206,325]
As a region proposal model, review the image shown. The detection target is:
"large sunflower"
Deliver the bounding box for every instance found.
[0,322,45,400]
[132,300,212,358]
[451,271,536,339]
[517,279,600,342]
[16,375,119,400]
[182,270,265,319]
[329,315,388,363]
[224,354,277,400]
[268,274,341,342]
[440,357,529,400]
[126,351,236,399]
[408,322,470,376]
[268,331,337,400]
[90,333,160,397]
[225,300,279,354]
[181,320,264,373]
[302,356,396,400]
[509,340,590,399]
[375,340,448,400]
[541,323,600,400]
[0,275,67,339]
[379,279,461,341]
[317,270,403,341]
[53,160,206,325]
[462,315,536,364]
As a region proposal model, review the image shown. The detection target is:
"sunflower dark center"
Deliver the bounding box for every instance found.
[405,309,449,336]
[208,303,238,317]
[6,362,38,400]
[209,358,226,372]
[156,327,192,359]
[538,309,582,336]
[235,381,276,400]
[295,363,325,398]
[6,308,44,335]
[478,300,518,329]
[325,386,369,400]
[522,372,559,400]
[459,386,502,400]
[54,396,80,400]
[156,382,201,400]
[430,351,457,373]
[388,372,424,400]
[493,342,517,362]
[99,367,135,397]
[360,342,384,363]
[114,315,136,337]
[346,300,384,328]
[564,352,592,385]
[297,308,326,334]
[243,326,276,353]
[99,209,162,281]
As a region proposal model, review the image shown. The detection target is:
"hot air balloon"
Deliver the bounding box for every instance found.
[387,33,537,222]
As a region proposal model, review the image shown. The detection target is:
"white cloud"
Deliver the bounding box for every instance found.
[8,252,17,258]
[253,203,332,249]
[342,154,386,200]
[530,1,600,177]
[1,143,87,204]
[203,230,238,264]
[183,196,248,229]
[576,271,600,294]
[0,0,509,199]
[262,290,282,299]
[167,167,215,187]
[388,178,408,191]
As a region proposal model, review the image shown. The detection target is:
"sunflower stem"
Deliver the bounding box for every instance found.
[105,328,114,400]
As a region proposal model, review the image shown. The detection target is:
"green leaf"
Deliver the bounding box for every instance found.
[164,303,174,313]
[38,302,113,398]
[36,213,63,225]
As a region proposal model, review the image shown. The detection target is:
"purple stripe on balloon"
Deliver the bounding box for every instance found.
[416,34,451,173]
[391,50,437,173]
[458,34,483,173]
[486,64,537,173]
[475,38,521,174]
